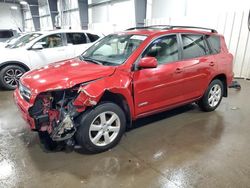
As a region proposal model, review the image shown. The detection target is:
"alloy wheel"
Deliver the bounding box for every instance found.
[3,68,24,87]
[89,111,121,147]
[208,84,222,107]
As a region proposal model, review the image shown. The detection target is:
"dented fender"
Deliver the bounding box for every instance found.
[72,71,135,118]
[72,85,103,111]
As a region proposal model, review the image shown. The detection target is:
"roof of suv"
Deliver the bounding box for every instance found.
[34,29,104,36]
[121,25,220,37]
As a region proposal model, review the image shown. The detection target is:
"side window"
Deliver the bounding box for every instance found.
[87,33,100,42]
[181,34,207,59]
[66,33,87,45]
[143,35,179,65]
[205,35,221,54]
[37,34,63,48]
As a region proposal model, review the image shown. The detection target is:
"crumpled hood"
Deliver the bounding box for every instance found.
[21,58,116,94]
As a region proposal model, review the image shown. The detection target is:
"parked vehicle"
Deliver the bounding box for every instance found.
[0,30,103,89]
[0,29,19,42]
[0,33,27,48]
[14,25,233,153]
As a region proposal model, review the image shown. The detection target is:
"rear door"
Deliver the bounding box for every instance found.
[65,32,89,58]
[133,34,185,115]
[85,32,101,49]
[178,33,216,101]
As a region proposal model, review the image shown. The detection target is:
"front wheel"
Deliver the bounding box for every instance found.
[198,79,224,112]
[76,102,126,153]
[0,65,26,90]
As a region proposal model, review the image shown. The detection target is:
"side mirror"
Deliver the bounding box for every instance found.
[31,42,45,50]
[138,57,158,69]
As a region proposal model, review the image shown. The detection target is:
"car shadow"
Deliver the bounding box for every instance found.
[75,103,197,154]
[0,86,12,91]
[131,104,196,130]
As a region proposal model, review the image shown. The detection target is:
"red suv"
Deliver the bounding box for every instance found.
[14,26,233,153]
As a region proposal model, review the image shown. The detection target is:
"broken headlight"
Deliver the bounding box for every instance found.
[19,82,31,102]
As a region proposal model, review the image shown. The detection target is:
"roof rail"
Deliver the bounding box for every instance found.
[168,26,217,33]
[126,27,147,30]
[126,25,171,31]
[126,25,217,33]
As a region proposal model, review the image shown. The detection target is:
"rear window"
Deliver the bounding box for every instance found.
[66,33,87,45]
[206,35,221,54]
[181,34,208,59]
[87,33,100,42]
[0,30,13,38]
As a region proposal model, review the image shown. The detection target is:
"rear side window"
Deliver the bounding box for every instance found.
[181,34,207,59]
[0,30,13,38]
[87,33,100,42]
[66,33,87,45]
[206,35,221,54]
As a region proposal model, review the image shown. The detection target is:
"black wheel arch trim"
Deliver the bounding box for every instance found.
[201,74,228,99]
[210,74,228,97]
[98,91,132,130]
[0,61,30,71]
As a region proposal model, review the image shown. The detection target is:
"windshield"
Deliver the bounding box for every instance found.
[5,34,21,44]
[7,33,42,49]
[81,34,147,66]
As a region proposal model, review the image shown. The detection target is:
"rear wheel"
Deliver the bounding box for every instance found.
[0,65,26,90]
[198,79,224,112]
[76,102,126,153]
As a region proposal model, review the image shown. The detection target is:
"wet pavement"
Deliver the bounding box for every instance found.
[0,80,250,188]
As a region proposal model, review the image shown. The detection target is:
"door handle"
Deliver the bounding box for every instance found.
[209,62,215,66]
[175,68,183,73]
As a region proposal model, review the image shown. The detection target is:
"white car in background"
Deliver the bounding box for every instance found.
[0,30,103,89]
[0,33,27,48]
[0,29,19,43]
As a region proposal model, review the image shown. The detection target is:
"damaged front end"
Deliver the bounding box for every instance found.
[28,87,82,142]
[27,80,105,147]
[17,68,133,150]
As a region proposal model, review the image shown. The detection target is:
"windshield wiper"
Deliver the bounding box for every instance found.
[99,60,117,66]
[79,56,103,65]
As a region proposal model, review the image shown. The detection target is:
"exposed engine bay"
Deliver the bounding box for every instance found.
[28,88,81,142]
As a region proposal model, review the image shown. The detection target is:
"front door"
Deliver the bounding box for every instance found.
[28,33,67,69]
[133,34,185,116]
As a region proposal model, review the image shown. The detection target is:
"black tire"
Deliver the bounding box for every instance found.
[76,102,126,154]
[0,65,26,90]
[198,79,224,112]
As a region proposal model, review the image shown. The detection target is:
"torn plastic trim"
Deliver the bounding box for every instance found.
[73,79,117,112]
[73,88,101,112]
[78,87,97,99]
